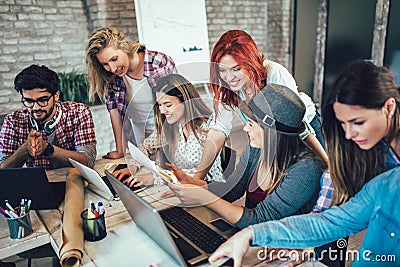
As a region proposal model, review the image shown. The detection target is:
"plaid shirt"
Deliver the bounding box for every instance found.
[0,102,97,170]
[313,141,400,212]
[313,172,333,212]
[106,49,176,120]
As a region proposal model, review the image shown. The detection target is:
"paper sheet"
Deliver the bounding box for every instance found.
[128,141,178,184]
[59,168,84,267]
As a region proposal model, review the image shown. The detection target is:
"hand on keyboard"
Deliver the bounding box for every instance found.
[111,166,142,189]
[135,173,156,186]
[208,228,253,267]
[113,167,132,182]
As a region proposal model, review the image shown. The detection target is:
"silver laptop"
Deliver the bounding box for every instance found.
[69,158,118,200]
[105,170,238,266]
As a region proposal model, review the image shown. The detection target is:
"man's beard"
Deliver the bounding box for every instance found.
[31,102,56,123]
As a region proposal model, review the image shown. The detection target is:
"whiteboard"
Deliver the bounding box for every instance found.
[134,0,210,74]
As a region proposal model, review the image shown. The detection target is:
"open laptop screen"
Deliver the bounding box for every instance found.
[0,167,65,210]
[105,170,189,266]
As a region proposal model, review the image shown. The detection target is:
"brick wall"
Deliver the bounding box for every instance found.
[266,0,293,69]
[205,0,268,55]
[83,0,137,40]
[0,0,89,114]
[0,0,291,158]
[89,105,114,158]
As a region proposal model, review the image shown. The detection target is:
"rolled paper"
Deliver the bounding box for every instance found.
[59,168,84,267]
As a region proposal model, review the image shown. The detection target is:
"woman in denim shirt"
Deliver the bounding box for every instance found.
[316,60,400,211]
[209,60,400,266]
[210,167,399,267]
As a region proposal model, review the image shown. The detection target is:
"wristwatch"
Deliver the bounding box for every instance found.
[44,143,54,156]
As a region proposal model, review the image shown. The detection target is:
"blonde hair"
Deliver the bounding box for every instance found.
[85,27,144,101]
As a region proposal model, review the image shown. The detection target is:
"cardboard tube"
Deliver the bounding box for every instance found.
[59,168,84,267]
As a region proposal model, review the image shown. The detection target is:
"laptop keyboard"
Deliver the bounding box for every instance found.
[159,206,226,254]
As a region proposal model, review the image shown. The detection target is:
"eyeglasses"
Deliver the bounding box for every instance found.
[21,94,54,108]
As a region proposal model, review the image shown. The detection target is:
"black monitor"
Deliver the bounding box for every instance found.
[0,167,65,210]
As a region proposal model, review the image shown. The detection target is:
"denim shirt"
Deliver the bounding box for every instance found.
[250,167,400,266]
[313,140,400,212]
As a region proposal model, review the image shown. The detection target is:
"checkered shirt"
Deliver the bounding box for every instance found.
[0,102,97,170]
[313,171,333,212]
[106,49,176,120]
[313,141,400,212]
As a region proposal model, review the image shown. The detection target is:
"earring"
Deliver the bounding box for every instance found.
[388,114,393,119]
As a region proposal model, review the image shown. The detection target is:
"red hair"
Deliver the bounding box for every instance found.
[210,30,266,114]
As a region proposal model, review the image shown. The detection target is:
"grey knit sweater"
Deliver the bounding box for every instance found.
[208,143,324,228]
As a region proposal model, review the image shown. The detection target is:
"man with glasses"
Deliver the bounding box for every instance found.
[0,64,97,170]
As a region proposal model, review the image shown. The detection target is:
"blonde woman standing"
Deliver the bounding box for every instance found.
[86,27,176,159]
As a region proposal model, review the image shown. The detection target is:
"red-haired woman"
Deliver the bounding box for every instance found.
[180,30,327,184]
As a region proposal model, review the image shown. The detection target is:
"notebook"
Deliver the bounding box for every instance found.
[68,158,119,201]
[0,167,65,210]
[106,170,237,266]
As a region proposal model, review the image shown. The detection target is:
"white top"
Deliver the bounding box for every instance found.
[128,120,224,183]
[125,76,154,123]
[125,76,155,144]
[209,59,316,139]
[175,123,223,182]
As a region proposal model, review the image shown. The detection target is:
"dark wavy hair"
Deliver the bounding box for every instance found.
[14,64,59,94]
[322,60,400,205]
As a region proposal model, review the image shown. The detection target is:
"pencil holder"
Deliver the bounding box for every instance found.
[81,210,107,241]
[6,211,33,239]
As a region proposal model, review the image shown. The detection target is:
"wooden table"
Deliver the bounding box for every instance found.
[0,211,50,260]
[1,158,326,266]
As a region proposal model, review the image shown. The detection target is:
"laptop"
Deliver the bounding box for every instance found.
[106,170,239,266]
[0,167,65,210]
[69,158,119,201]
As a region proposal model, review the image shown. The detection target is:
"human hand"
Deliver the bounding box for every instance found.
[167,182,214,206]
[25,130,47,157]
[113,167,132,182]
[264,247,315,267]
[160,190,176,199]
[122,175,145,188]
[134,173,154,186]
[102,150,124,159]
[209,227,253,267]
[165,163,207,186]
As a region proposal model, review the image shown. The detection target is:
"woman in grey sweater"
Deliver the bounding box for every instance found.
[168,84,324,228]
